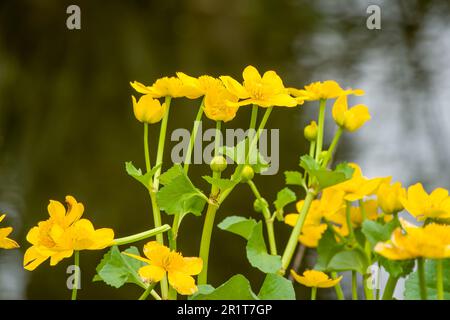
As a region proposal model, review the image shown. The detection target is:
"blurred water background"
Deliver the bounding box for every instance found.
[0,0,449,299]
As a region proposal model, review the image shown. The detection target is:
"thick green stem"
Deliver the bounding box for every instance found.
[359,200,373,300]
[71,251,80,300]
[436,259,444,300]
[280,191,315,274]
[332,272,345,300]
[382,275,399,300]
[315,99,327,161]
[138,283,156,300]
[247,107,272,163]
[113,225,171,246]
[184,99,204,174]
[247,105,259,161]
[323,127,342,167]
[144,124,151,172]
[352,271,358,300]
[248,180,277,255]
[311,287,317,300]
[417,258,428,300]
[198,121,222,285]
[345,201,355,241]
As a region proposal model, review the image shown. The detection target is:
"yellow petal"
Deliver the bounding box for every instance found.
[284,214,299,227]
[24,246,49,271]
[0,236,19,249]
[242,65,262,84]
[220,76,250,99]
[266,94,298,107]
[130,81,153,94]
[50,250,73,266]
[47,200,66,223]
[182,257,203,275]
[168,271,198,295]
[122,252,152,264]
[64,195,84,227]
[332,95,348,126]
[139,265,166,283]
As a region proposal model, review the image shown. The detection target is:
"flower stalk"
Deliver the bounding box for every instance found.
[71,251,80,300]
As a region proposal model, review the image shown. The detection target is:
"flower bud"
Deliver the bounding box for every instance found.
[253,198,268,212]
[240,165,254,182]
[210,156,227,172]
[304,121,318,142]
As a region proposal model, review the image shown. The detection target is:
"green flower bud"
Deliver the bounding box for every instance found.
[210,156,227,172]
[304,121,318,142]
[240,165,255,182]
[253,198,269,213]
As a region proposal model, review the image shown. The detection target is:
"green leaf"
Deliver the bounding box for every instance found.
[93,246,145,289]
[159,164,183,185]
[404,259,450,300]
[380,257,415,278]
[246,222,282,273]
[156,164,207,216]
[315,228,345,271]
[220,139,269,174]
[300,155,354,190]
[361,219,399,248]
[202,176,238,192]
[125,162,160,189]
[190,274,259,300]
[218,216,257,240]
[284,171,303,186]
[258,273,296,300]
[273,187,296,211]
[327,249,370,275]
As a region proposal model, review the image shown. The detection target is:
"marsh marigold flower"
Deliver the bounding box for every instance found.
[204,83,239,122]
[24,196,114,271]
[291,269,342,288]
[377,181,406,214]
[375,219,450,260]
[333,164,390,201]
[130,76,198,99]
[0,214,19,249]
[124,241,203,295]
[400,183,450,221]
[332,95,371,132]
[132,95,166,124]
[176,72,224,99]
[220,65,298,108]
[289,80,364,102]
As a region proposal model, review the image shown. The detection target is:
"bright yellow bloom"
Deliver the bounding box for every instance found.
[24,196,114,271]
[130,77,199,99]
[0,215,19,249]
[377,181,406,214]
[220,65,298,108]
[375,219,450,260]
[132,95,166,124]
[204,83,239,122]
[124,241,203,295]
[334,163,390,201]
[176,72,224,99]
[332,95,370,132]
[285,189,344,247]
[291,269,342,288]
[289,80,364,101]
[400,183,450,221]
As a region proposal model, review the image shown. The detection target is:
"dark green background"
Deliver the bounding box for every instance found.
[0,0,449,299]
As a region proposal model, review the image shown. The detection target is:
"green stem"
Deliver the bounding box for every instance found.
[332,272,345,300]
[198,121,222,285]
[247,105,258,161]
[436,259,444,300]
[345,201,355,241]
[113,225,171,246]
[248,180,277,255]
[306,141,316,186]
[280,191,315,274]
[359,200,373,300]
[247,107,272,164]
[144,123,151,172]
[138,283,156,300]
[311,287,317,300]
[352,271,358,300]
[323,127,342,167]
[150,289,162,300]
[71,251,80,300]
[382,275,399,300]
[184,99,204,174]
[418,258,428,300]
[315,99,327,161]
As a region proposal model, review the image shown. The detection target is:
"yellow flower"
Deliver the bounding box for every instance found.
[285,189,344,247]
[375,219,450,260]
[204,83,239,122]
[176,72,224,99]
[400,183,450,221]
[377,182,406,214]
[124,241,203,295]
[132,95,166,124]
[0,214,19,249]
[334,163,390,201]
[130,76,199,99]
[291,269,342,288]
[289,80,364,101]
[332,95,371,132]
[220,65,298,108]
[24,196,114,271]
